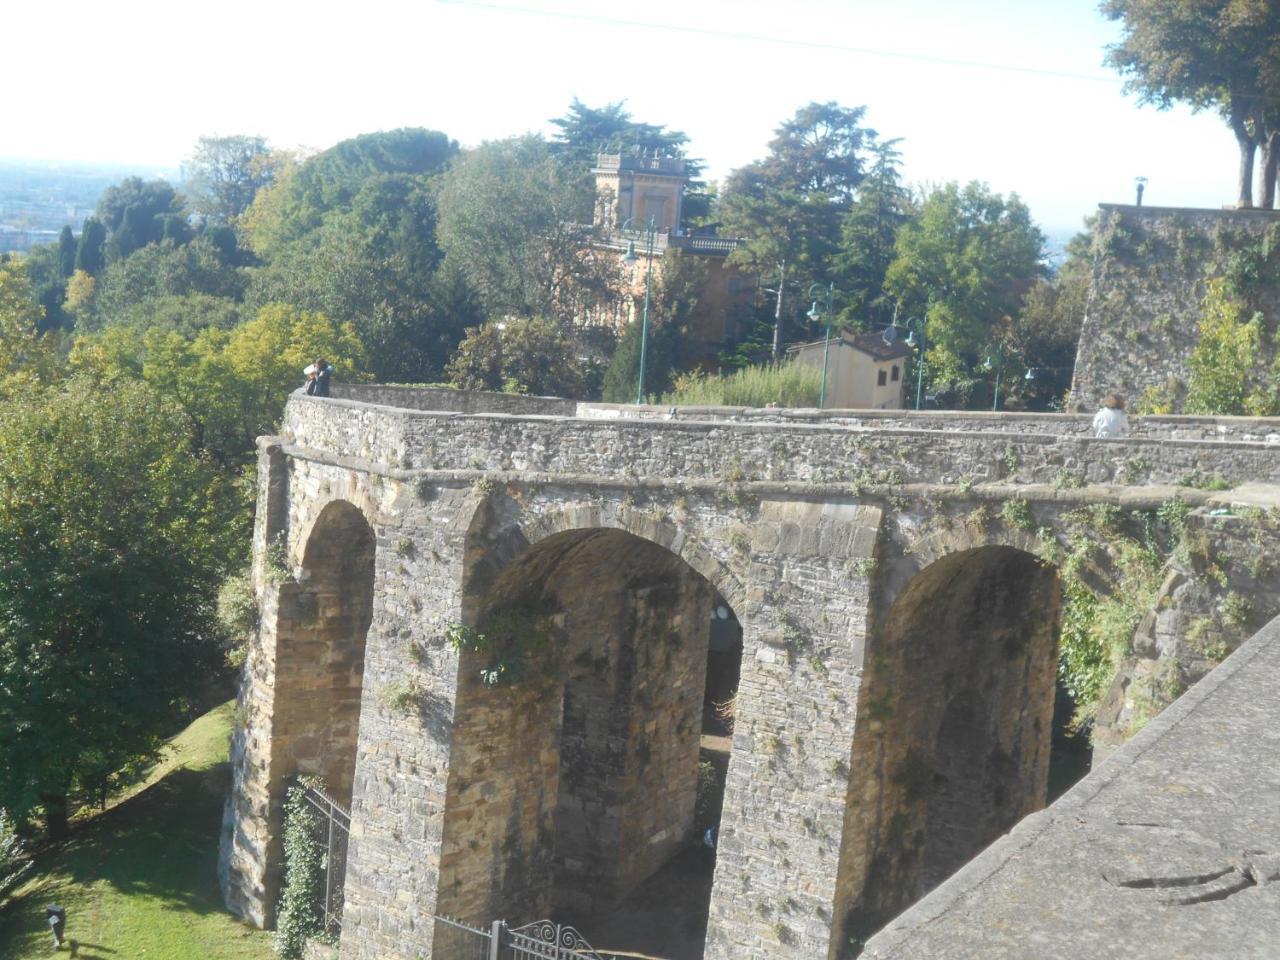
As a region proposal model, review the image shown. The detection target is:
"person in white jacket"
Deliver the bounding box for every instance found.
[1092,393,1128,438]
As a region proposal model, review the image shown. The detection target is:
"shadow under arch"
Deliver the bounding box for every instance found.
[836,544,1062,955]
[436,516,744,959]
[276,498,376,806]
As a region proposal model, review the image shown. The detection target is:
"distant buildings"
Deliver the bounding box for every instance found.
[790,330,913,409]
[580,153,754,366]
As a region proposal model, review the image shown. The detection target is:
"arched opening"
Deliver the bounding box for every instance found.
[436,527,742,959]
[274,500,376,806]
[837,545,1062,951]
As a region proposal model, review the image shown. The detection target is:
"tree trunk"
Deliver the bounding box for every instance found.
[41,792,69,842]
[771,260,786,360]
[1261,131,1280,209]
[1231,105,1258,209]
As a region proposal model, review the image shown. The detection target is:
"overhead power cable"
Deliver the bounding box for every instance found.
[436,0,1123,86]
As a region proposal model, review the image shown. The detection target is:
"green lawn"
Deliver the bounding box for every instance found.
[0,702,276,959]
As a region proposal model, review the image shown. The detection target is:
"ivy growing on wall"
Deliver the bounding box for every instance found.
[1037,501,1184,718]
[274,780,327,959]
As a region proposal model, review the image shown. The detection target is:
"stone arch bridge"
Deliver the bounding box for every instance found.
[219,385,1280,960]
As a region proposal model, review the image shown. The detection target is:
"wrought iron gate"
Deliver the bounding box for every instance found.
[432,915,615,960]
[301,782,350,936]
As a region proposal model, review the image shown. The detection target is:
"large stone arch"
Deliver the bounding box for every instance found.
[434,492,748,956]
[219,495,377,925]
[836,543,1062,953]
[461,492,748,618]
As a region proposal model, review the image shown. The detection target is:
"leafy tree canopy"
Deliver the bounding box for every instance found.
[0,257,64,390]
[96,177,187,260]
[884,181,1045,388]
[719,101,880,356]
[435,135,615,321]
[184,134,276,223]
[71,303,367,469]
[85,237,246,333]
[243,128,456,254]
[0,378,246,835]
[1102,0,1280,206]
[446,316,584,398]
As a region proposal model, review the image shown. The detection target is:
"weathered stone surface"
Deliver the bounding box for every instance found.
[218,386,1280,960]
[1071,204,1280,413]
[863,615,1280,960]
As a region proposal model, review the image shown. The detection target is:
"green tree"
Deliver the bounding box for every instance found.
[0,378,246,837]
[0,256,63,389]
[884,181,1045,399]
[184,134,275,223]
[1010,230,1093,410]
[1185,278,1262,414]
[242,129,455,257]
[601,250,707,402]
[57,225,76,278]
[96,177,186,259]
[435,135,615,321]
[75,217,107,276]
[72,303,367,468]
[85,237,246,333]
[832,138,914,326]
[1102,0,1280,207]
[719,102,876,357]
[446,316,584,397]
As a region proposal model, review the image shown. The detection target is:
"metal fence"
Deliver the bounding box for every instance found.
[301,783,351,937]
[431,916,615,960]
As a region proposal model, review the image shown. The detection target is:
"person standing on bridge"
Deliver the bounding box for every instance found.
[305,358,333,398]
[1092,393,1128,438]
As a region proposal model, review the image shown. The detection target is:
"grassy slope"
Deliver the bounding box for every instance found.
[0,702,275,960]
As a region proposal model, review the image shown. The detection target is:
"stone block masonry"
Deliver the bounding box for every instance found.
[1071,204,1280,413]
[219,386,1280,960]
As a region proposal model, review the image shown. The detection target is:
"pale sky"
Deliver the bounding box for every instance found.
[1,0,1241,236]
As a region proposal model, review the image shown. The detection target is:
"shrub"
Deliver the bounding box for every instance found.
[274,782,326,958]
[0,808,31,898]
[662,362,822,408]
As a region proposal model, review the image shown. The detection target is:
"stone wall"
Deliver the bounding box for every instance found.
[219,392,1280,960]
[862,615,1280,960]
[329,383,577,416]
[286,394,1280,490]
[1071,204,1280,413]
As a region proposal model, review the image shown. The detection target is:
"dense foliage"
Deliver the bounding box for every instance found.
[0,379,246,836]
[273,782,327,958]
[1103,0,1280,207]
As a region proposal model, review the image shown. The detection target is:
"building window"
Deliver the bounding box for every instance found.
[891,365,900,381]
[877,369,887,387]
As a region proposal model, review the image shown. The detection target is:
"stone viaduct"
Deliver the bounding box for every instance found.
[218,385,1280,959]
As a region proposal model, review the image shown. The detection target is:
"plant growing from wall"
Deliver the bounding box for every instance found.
[274,780,327,959]
[1052,503,1181,719]
[445,603,555,688]
[1184,279,1261,416]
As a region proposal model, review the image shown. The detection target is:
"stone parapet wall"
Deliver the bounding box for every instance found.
[329,384,1280,443]
[329,383,577,416]
[1071,204,1280,413]
[577,402,1280,443]
[284,395,1280,489]
[220,389,1280,960]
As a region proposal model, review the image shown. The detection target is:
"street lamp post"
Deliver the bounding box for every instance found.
[621,216,658,405]
[806,282,837,408]
[881,312,927,410]
[984,345,1006,411]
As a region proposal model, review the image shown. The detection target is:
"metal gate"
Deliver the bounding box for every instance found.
[432,915,615,960]
[301,782,350,936]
